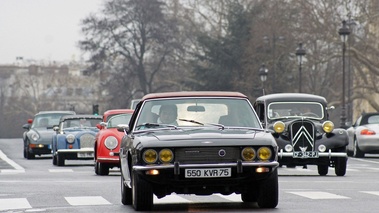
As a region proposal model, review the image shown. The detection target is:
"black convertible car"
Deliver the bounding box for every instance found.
[253,93,348,176]
[118,91,279,211]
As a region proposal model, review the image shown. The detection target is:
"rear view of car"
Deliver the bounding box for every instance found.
[22,111,76,159]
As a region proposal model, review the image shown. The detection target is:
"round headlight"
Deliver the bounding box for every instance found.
[318,144,327,152]
[257,147,272,161]
[284,144,293,152]
[66,134,75,143]
[104,136,118,150]
[273,121,285,133]
[241,147,256,161]
[143,149,158,164]
[159,149,173,163]
[31,133,39,141]
[322,121,334,133]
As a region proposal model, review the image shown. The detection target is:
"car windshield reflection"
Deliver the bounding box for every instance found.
[267,102,324,120]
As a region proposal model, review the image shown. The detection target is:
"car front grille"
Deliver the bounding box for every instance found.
[290,120,316,152]
[79,134,95,148]
[175,147,240,164]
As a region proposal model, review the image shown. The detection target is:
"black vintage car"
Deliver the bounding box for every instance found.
[118,91,279,211]
[253,93,348,176]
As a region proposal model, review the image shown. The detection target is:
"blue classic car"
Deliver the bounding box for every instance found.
[52,114,102,166]
[22,111,76,159]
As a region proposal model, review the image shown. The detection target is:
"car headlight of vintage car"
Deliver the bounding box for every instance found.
[66,134,75,144]
[273,121,285,133]
[257,147,272,161]
[104,136,118,150]
[241,147,256,161]
[30,132,39,141]
[143,149,158,164]
[322,121,334,133]
[159,149,173,163]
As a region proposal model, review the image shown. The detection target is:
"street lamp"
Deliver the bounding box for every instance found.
[338,20,351,128]
[259,64,268,95]
[295,43,306,93]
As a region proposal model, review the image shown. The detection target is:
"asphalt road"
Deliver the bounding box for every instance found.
[1,138,379,212]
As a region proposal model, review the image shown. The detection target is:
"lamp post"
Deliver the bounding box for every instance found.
[295,43,306,93]
[259,64,268,95]
[338,20,350,128]
[263,35,284,93]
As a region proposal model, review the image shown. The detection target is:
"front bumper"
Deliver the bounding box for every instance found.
[278,149,347,158]
[56,148,94,159]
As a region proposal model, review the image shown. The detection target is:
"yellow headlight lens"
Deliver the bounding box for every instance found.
[159,149,173,163]
[143,149,158,164]
[241,147,256,161]
[322,121,334,133]
[273,121,285,133]
[257,147,272,161]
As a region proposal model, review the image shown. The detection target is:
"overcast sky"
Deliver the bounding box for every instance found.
[0,0,104,64]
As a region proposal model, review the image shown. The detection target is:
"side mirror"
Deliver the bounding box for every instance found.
[53,126,59,131]
[22,124,30,130]
[117,124,129,133]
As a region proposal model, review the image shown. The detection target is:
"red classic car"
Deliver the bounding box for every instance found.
[95,109,134,175]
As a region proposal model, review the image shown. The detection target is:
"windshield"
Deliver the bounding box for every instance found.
[31,113,71,128]
[107,114,133,128]
[134,97,261,130]
[61,118,102,129]
[267,102,324,120]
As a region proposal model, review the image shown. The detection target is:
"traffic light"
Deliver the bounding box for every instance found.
[92,104,99,115]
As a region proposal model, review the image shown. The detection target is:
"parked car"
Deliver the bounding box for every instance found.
[253,93,348,176]
[51,114,102,166]
[22,111,76,159]
[95,110,134,175]
[118,91,279,211]
[346,112,379,157]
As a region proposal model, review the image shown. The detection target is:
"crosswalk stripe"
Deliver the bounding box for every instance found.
[65,196,111,206]
[154,194,193,203]
[49,169,74,173]
[0,198,32,211]
[361,191,379,196]
[288,191,350,199]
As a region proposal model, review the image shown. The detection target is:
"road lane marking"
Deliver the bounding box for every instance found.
[154,194,193,203]
[65,196,111,206]
[0,198,32,211]
[288,191,350,199]
[0,150,24,171]
[49,169,74,173]
[361,191,379,196]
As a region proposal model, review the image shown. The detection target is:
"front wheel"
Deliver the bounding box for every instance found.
[121,170,132,205]
[257,169,278,208]
[317,164,328,176]
[95,162,109,176]
[132,171,153,211]
[57,154,65,166]
[335,157,347,176]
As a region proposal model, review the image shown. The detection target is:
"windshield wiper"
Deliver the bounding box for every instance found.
[179,119,204,126]
[136,123,178,130]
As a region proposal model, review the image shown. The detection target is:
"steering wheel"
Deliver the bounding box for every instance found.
[302,112,318,117]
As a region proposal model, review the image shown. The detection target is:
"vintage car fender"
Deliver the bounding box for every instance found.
[95,129,123,159]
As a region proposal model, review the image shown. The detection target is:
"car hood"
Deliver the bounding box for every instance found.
[133,128,277,148]
[29,127,55,137]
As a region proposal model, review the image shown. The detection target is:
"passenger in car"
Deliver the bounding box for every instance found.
[158,104,178,125]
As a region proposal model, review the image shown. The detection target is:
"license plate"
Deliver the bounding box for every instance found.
[293,151,318,158]
[77,152,94,158]
[185,168,231,178]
